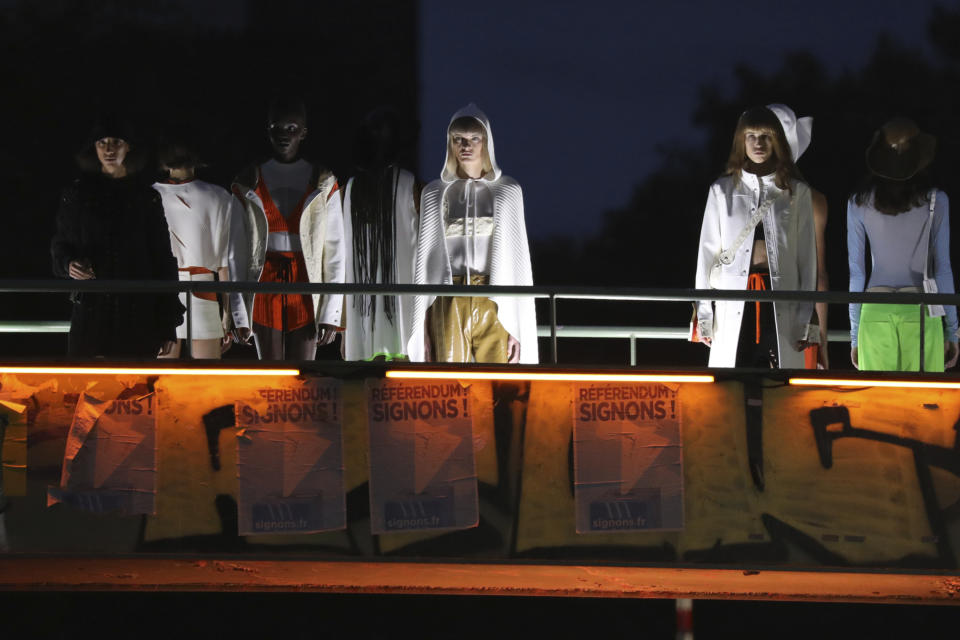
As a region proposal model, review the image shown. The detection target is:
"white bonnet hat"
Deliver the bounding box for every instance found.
[766,103,813,161]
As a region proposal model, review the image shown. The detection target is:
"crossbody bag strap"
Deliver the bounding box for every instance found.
[717,194,776,265]
[923,189,936,282]
[922,189,946,317]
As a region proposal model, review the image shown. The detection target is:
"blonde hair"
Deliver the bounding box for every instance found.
[446,116,492,177]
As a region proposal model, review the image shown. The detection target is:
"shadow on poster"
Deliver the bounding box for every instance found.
[367,379,477,534]
[574,382,683,533]
[235,378,345,535]
[47,391,157,515]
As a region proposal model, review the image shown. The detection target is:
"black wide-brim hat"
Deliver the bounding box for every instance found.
[865,117,936,181]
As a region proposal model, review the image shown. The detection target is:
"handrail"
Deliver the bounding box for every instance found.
[533,325,850,341]
[0,322,850,342]
[0,321,71,333]
[1,279,954,366]
[2,279,960,305]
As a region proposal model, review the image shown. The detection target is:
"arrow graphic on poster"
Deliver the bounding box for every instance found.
[62,394,104,484]
[282,430,332,497]
[413,422,462,494]
[92,415,148,488]
[619,427,670,495]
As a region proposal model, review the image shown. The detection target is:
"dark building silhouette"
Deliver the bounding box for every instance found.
[0,0,418,357]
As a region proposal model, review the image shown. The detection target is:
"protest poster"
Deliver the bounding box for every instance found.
[47,390,157,515]
[235,378,344,535]
[367,379,477,534]
[0,399,27,498]
[573,382,683,533]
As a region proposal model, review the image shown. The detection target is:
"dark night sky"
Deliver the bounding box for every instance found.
[420,0,949,240]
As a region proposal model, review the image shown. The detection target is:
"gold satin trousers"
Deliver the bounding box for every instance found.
[427,275,509,363]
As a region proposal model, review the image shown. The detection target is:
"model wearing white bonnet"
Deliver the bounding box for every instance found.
[766,103,829,370]
[766,103,813,162]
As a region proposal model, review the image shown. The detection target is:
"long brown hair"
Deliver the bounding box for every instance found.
[853,169,934,215]
[724,106,803,193]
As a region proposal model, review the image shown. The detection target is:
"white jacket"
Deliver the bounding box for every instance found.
[695,171,817,367]
[408,104,539,363]
[229,164,345,330]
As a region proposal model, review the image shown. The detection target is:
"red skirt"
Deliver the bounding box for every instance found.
[252,251,314,331]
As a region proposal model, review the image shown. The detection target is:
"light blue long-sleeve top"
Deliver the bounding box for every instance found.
[847,189,958,346]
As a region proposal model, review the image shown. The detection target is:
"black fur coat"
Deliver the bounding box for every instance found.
[51,173,184,357]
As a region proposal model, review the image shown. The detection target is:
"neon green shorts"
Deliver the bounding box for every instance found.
[857,303,943,372]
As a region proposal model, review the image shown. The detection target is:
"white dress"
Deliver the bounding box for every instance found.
[153,179,234,340]
[342,167,418,360]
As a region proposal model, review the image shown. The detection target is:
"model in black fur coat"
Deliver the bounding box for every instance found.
[51,119,183,358]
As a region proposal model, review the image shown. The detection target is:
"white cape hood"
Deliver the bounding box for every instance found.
[440,103,502,183]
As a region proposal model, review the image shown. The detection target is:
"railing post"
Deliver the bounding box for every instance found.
[184,288,192,359]
[919,304,925,373]
[630,333,637,367]
[0,412,7,521]
[0,412,6,551]
[550,293,558,364]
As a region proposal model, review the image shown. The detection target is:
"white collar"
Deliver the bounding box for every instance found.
[740,170,779,190]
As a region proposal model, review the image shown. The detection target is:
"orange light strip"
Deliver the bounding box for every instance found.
[790,377,960,390]
[0,366,299,376]
[386,370,714,383]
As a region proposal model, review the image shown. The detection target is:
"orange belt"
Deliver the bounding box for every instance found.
[179,267,218,302]
[746,272,767,344]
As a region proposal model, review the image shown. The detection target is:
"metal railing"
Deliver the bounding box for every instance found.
[1,279,958,367]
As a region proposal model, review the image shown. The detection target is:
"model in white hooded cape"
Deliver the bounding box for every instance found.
[408,104,539,364]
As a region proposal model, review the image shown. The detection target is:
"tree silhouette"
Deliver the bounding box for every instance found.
[532,6,960,366]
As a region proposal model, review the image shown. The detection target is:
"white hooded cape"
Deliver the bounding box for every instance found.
[407,104,539,363]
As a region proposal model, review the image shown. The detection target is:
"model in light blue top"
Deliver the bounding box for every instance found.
[847,189,958,346]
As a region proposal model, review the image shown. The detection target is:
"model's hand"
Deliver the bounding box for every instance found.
[697,319,712,347]
[317,323,339,346]
[221,333,233,354]
[232,327,252,344]
[158,340,177,357]
[819,333,830,369]
[946,342,959,369]
[68,260,95,280]
[851,346,859,369]
[507,334,521,363]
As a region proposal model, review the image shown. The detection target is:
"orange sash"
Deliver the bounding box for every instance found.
[178,266,218,302]
[746,272,767,344]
